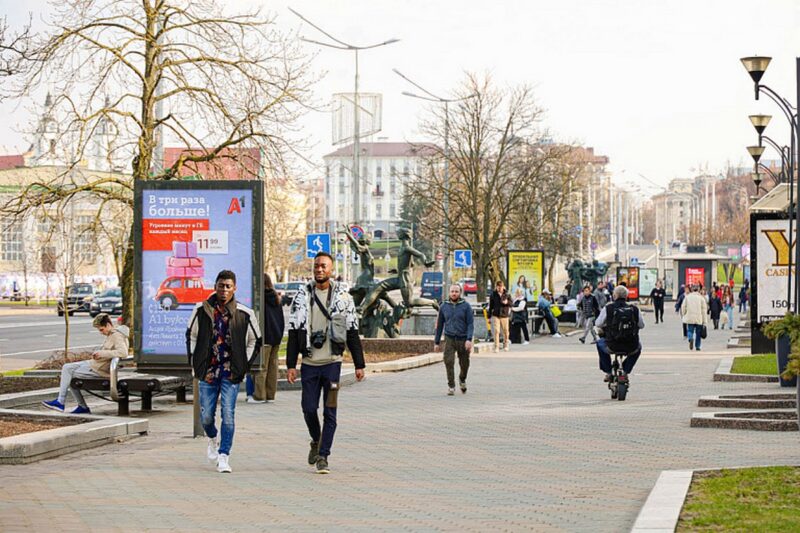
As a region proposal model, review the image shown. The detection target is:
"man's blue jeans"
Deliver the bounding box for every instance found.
[687,323,703,350]
[199,379,240,456]
[301,362,341,458]
[596,338,641,374]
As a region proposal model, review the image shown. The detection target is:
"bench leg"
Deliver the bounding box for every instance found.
[176,386,186,403]
[118,395,129,416]
[142,391,153,411]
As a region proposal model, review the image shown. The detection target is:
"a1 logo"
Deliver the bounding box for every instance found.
[227,196,246,214]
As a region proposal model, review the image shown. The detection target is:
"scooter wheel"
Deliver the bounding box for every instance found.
[617,382,627,401]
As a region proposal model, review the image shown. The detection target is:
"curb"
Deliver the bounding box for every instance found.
[366,352,442,372]
[0,387,61,409]
[631,469,693,533]
[0,408,148,464]
[713,357,778,382]
[698,393,795,409]
[690,410,798,431]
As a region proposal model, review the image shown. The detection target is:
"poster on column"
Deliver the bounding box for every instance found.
[616,267,640,299]
[507,250,545,302]
[755,218,792,322]
[639,268,659,298]
[134,180,263,365]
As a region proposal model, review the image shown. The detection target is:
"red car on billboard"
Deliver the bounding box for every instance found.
[155,277,213,310]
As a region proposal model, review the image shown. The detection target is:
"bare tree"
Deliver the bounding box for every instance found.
[1,0,313,327]
[263,177,307,280]
[408,73,569,299]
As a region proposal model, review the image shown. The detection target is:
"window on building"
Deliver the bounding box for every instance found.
[37,215,53,235]
[362,206,368,219]
[339,177,345,195]
[73,215,96,264]
[376,203,382,218]
[403,165,410,178]
[390,202,396,217]
[325,165,330,178]
[0,218,23,262]
[339,165,345,178]
[376,165,382,178]
[390,164,396,177]
[390,175,396,193]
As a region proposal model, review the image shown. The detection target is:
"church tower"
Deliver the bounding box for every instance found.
[29,92,61,166]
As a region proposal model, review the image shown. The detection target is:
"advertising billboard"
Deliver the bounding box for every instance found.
[134,180,263,366]
[639,268,659,298]
[685,267,705,289]
[616,266,640,299]
[755,218,792,322]
[507,250,545,301]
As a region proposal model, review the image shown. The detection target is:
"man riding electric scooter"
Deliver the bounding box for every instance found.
[594,285,644,385]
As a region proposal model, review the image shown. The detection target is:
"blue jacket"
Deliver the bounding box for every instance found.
[434,298,474,344]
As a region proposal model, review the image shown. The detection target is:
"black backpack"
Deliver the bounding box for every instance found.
[606,302,640,352]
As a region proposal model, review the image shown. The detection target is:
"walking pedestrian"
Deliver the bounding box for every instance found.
[42,313,128,414]
[489,280,512,352]
[708,290,722,330]
[593,280,609,309]
[246,273,285,403]
[738,280,749,313]
[286,252,365,475]
[675,284,687,339]
[187,270,262,473]
[681,284,708,351]
[434,284,475,395]
[510,289,530,345]
[578,285,600,344]
[722,285,735,330]
[650,280,666,324]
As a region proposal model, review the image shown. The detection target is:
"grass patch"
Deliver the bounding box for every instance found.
[678,466,800,532]
[731,354,777,375]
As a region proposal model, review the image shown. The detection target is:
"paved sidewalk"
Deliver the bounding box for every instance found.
[2,305,793,532]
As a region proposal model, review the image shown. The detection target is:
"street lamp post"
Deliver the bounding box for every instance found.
[393,68,477,292]
[290,8,399,227]
[741,55,800,310]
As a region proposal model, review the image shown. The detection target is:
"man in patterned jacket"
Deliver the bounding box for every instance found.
[286,251,365,474]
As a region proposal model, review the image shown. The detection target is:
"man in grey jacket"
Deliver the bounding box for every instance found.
[434,284,475,395]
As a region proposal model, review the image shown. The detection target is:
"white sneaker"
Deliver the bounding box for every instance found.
[523,341,530,345]
[206,437,219,463]
[493,347,498,353]
[217,453,232,473]
[552,333,562,338]
[503,346,510,352]
[447,387,455,396]
[246,396,265,404]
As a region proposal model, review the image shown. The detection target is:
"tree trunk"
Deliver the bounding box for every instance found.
[547,255,555,294]
[121,229,134,344]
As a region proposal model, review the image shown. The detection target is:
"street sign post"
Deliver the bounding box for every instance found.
[350,225,365,240]
[306,233,331,259]
[453,249,473,269]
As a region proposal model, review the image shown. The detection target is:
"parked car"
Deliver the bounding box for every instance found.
[459,278,478,294]
[90,287,122,317]
[155,277,213,310]
[275,281,304,306]
[57,283,96,316]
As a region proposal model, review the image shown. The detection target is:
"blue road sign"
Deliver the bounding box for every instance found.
[453,249,472,268]
[630,257,639,266]
[306,233,331,259]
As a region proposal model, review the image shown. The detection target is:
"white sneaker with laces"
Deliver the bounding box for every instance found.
[246,396,265,404]
[503,346,510,352]
[207,437,219,463]
[552,333,562,338]
[217,453,232,473]
[523,341,530,345]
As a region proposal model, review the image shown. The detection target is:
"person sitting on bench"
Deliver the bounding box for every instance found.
[42,313,128,414]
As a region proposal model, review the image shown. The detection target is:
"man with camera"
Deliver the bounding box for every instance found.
[286,251,366,474]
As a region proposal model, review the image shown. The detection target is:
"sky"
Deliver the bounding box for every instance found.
[1,0,799,195]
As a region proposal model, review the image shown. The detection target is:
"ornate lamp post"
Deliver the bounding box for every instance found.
[742,55,800,309]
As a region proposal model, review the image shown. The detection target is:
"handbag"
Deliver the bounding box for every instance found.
[700,325,708,339]
[551,305,562,318]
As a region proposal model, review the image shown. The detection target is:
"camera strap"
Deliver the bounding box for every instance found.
[310,282,335,327]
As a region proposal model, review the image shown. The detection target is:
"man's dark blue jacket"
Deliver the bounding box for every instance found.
[435,298,474,344]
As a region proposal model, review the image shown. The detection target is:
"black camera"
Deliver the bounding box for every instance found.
[310,330,327,349]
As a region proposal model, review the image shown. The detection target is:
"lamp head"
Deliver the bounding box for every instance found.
[752,171,762,191]
[747,145,765,164]
[748,114,772,135]
[740,56,772,84]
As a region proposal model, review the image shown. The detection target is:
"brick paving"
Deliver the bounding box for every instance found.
[1,308,798,532]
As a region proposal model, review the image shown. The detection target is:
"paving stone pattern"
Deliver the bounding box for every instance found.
[1,309,799,532]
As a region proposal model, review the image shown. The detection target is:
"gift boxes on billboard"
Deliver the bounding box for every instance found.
[172,240,198,259]
[167,240,204,279]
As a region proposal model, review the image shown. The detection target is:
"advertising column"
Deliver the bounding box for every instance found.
[134,180,263,368]
[507,250,545,301]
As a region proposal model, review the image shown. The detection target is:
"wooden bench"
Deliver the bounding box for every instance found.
[70,356,187,416]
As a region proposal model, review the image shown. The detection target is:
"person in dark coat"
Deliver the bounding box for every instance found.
[708,291,723,330]
[247,273,286,403]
